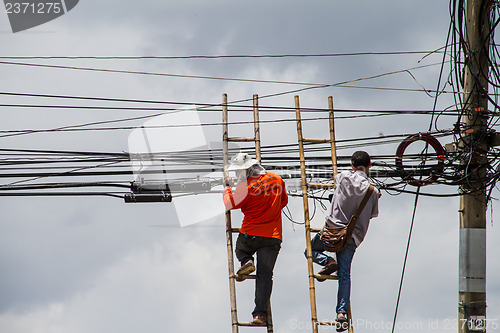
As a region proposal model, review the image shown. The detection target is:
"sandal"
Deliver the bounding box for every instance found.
[316,262,338,282]
[335,314,348,332]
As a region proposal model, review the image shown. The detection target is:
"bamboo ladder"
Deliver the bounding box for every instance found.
[222,93,274,333]
[295,95,354,333]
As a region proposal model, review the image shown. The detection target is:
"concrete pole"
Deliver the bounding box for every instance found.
[458,0,490,332]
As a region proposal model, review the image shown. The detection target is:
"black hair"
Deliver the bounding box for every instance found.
[351,151,371,168]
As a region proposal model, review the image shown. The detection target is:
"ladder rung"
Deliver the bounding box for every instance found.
[231,274,257,280]
[303,138,331,144]
[307,182,335,189]
[316,320,340,326]
[313,274,338,281]
[237,321,267,327]
[230,228,240,233]
[309,228,321,233]
[228,137,256,142]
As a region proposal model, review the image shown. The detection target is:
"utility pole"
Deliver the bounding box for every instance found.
[458,0,491,332]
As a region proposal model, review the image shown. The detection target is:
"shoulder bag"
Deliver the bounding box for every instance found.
[320,185,374,252]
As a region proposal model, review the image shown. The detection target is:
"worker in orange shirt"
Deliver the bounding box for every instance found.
[223,153,288,325]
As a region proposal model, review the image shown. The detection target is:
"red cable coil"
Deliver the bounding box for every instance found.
[395,133,445,187]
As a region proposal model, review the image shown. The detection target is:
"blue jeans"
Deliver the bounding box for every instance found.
[307,232,334,266]
[236,233,281,317]
[336,237,356,314]
[306,233,357,314]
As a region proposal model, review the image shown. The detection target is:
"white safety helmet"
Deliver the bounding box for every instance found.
[226,153,258,171]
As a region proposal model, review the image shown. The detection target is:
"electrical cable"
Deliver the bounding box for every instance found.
[0,60,455,95]
[0,11,497,199]
[391,187,420,333]
[0,50,446,61]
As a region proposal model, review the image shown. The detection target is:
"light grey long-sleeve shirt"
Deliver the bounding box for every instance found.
[325,170,379,246]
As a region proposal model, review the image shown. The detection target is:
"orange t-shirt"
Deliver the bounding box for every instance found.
[223,172,288,240]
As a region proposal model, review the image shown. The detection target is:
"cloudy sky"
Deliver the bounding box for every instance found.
[0,1,499,332]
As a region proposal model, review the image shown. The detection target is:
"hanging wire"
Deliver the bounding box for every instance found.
[391,187,421,332]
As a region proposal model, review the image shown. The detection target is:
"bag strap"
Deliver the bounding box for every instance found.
[353,184,375,220]
[324,184,375,231]
[345,184,375,233]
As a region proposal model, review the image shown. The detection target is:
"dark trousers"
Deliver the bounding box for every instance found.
[235,233,281,316]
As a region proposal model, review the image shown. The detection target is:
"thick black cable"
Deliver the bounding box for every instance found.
[0,191,124,198]
[392,186,420,333]
[391,12,455,329]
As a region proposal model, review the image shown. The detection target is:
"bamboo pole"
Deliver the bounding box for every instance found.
[347,304,354,333]
[253,94,262,164]
[223,94,239,333]
[254,94,273,333]
[295,95,319,333]
[266,302,274,333]
[328,96,355,332]
[252,93,272,332]
[328,96,354,333]
[328,96,338,179]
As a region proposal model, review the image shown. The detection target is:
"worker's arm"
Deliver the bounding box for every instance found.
[223,182,249,211]
[370,188,380,218]
[280,179,288,208]
[223,186,237,210]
